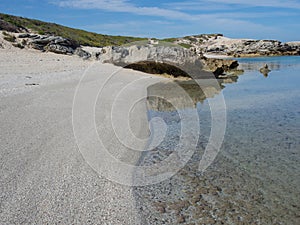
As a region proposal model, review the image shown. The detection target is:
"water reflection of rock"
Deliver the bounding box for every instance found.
[147,79,229,111]
[239,62,281,71]
[222,75,239,83]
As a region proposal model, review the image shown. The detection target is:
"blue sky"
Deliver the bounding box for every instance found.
[1,0,300,41]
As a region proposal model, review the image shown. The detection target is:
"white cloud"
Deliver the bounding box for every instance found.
[167,0,300,10]
[55,0,195,20]
[208,0,300,9]
[54,0,297,21]
[207,11,298,19]
[82,20,175,37]
[52,0,300,41]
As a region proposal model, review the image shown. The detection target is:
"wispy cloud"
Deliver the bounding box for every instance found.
[54,0,297,21]
[54,0,195,20]
[83,20,174,37]
[51,0,300,41]
[167,0,300,10]
[208,0,300,9]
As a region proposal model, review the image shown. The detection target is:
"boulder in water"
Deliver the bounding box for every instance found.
[259,64,271,77]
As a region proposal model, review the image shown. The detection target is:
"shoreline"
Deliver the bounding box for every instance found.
[204,52,300,59]
[133,58,300,224]
[0,45,165,224]
[1,35,298,224]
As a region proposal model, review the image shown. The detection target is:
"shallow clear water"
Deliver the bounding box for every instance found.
[136,56,300,224]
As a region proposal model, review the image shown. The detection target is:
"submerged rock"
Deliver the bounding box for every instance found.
[259,64,271,77]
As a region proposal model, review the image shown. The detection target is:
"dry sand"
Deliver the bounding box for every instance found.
[0,34,164,224]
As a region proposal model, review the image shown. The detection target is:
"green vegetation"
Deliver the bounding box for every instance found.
[13,43,25,49]
[0,13,147,47]
[2,31,16,42]
[0,13,223,49]
[183,36,197,42]
[161,38,178,43]
[179,43,193,49]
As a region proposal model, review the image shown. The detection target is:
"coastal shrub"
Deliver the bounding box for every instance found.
[3,33,16,42]
[38,30,45,35]
[13,43,24,49]
[0,19,21,32]
[0,13,147,47]
[183,36,197,42]
[179,43,193,49]
[162,38,177,43]
[21,39,27,45]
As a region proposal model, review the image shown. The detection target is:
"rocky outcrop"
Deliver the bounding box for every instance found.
[201,57,239,77]
[222,40,300,57]
[28,35,78,53]
[74,47,92,59]
[171,34,300,57]
[97,45,238,79]
[99,45,200,65]
[16,33,91,58]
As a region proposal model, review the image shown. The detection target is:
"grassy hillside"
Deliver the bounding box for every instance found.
[161,34,223,49]
[0,13,147,47]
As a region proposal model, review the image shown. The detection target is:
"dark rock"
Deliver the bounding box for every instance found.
[95,52,101,59]
[213,67,225,78]
[229,60,239,69]
[74,47,91,59]
[201,58,239,73]
[45,44,74,54]
[29,34,39,39]
[30,36,58,45]
[28,35,79,55]
[259,64,271,77]
[30,43,45,51]
[124,61,191,78]
[18,33,31,38]
[25,83,39,86]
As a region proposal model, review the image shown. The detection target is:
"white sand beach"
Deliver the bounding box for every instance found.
[0,34,163,224]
